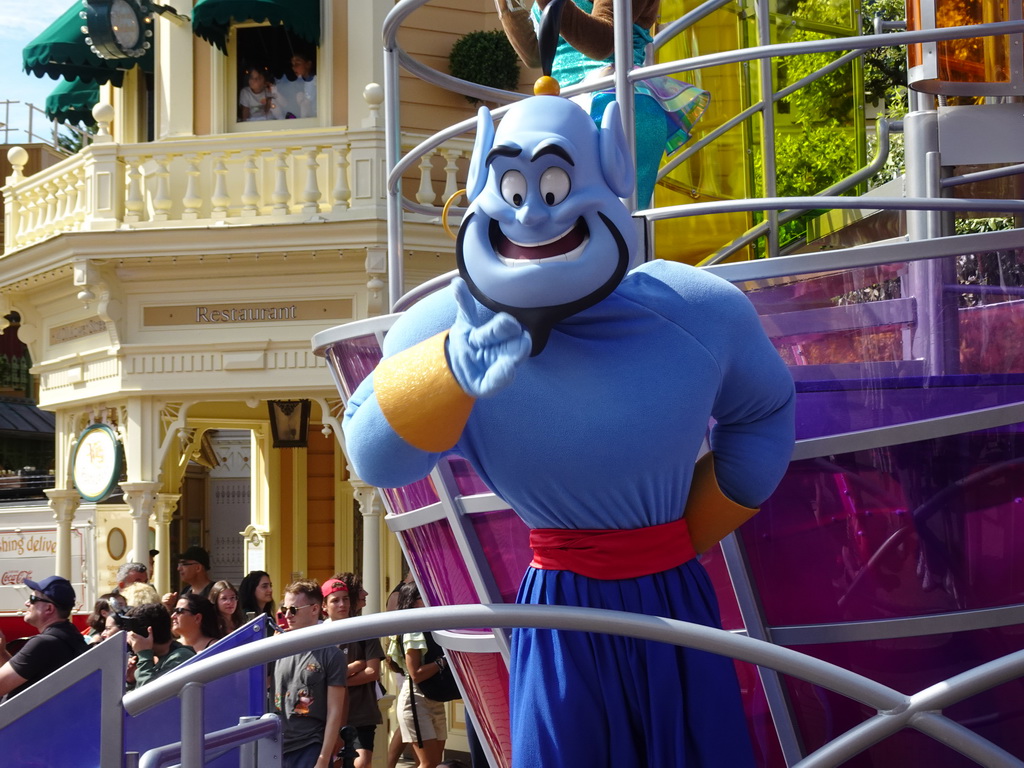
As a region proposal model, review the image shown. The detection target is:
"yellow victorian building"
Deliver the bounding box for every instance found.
[2,0,522,620]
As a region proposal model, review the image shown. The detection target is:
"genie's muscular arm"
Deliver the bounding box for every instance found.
[342,293,459,489]
[704,286,795,508]
[642,261,795,508]
[342,281,530,489]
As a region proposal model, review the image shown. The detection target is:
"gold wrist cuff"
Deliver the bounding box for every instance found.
[374,331,475,453]
[683,453,759,554]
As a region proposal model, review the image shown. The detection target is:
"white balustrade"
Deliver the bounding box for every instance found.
[332,140,351,210]
[1,129,475,252]
[240,151,261,217]
[210,153,231,219]
[124,156,145,223]
[402,135,473,207]
[301,146,322,215]
[271,148,291,215]
[152,156,174,221]
[182,154,203,220]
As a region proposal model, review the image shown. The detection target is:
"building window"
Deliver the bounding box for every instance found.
[234,25,317,126]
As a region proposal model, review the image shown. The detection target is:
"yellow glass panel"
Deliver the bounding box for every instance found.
[655,0,757,264]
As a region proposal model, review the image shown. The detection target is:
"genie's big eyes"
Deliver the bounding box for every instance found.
[540,167,570,206]
[500,170,527,207]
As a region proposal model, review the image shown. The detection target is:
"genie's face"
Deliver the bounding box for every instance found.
[458,97,637,352]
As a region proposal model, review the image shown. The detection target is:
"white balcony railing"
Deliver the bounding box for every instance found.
[2,104,473,254]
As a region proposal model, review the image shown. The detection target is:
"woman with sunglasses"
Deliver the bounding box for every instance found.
[171,593,221,653]
[209,580,246,637]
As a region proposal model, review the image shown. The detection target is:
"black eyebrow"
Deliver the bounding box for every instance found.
[486,144,522,166]
[532,144,574,166]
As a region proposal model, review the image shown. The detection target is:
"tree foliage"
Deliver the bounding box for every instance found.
[862,0,908,105]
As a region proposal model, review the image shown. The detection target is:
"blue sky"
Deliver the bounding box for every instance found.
[1,0,78,144]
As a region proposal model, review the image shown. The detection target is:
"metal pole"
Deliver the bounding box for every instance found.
[613,0,637,211]
[755,0,780,258]
[238,715,259,767]
[384,44,404,312]
[720,534,805,764]
[180,681,206,768]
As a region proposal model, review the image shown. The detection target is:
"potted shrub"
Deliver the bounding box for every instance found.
[449,30,521,103]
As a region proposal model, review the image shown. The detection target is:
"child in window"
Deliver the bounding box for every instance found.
[289,53,317,118]
[239,68,283,122]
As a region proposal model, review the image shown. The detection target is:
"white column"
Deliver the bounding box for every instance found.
[352,481,382,615]
[347,1,389,127]
[153,493,180,594]
[45,489,80,579]
[155,1,195,138]
[121,481,161,563]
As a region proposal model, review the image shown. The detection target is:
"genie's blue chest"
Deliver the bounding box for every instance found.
[456,278,719,530]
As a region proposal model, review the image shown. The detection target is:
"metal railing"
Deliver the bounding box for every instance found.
[380,0,1024,304]
[122,604,1024,767]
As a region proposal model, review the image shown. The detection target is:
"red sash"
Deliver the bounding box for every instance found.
[529,517,697,580]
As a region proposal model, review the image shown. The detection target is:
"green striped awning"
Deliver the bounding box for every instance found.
[23,2,142,85]
[192,0,320,54]
[45,77,100,125]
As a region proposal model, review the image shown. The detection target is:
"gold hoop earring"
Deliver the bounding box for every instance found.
[442,189,467,241]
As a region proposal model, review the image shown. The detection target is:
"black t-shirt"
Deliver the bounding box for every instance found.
[181,580,214,600]
[4,620,87,701]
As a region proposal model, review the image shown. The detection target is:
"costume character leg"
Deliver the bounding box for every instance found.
[592,91,671,207]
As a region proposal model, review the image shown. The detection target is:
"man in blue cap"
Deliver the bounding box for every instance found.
[0,575,87,702]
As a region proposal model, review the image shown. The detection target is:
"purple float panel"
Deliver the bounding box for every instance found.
[0,669,105,766]
[449,648,513,768]
[736,251,1024,440]
[741,424,1024,627]
[468,508,532,604]
[399,517,480,609]
[124,616,270,764]
[731,425,1024,766]
[322,332,384,400]
[784,627,1024,766]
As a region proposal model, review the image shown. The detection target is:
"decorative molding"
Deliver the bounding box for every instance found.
[123,348,328,376]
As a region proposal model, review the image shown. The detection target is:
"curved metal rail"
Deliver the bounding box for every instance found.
[380,0,1024,304]
[124,604,1024,767]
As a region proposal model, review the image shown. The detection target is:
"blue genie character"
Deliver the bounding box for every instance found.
[343,24,795,768]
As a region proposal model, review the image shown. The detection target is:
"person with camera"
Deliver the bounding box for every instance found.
[122,602,195,689]
[0,576,87,702]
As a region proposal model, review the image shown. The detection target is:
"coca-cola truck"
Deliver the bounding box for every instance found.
[0,500,94,641]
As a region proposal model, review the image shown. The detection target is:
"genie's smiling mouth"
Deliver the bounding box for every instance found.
[490,218,589,267]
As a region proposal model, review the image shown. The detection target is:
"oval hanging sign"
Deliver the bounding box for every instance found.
[71,423,123,502]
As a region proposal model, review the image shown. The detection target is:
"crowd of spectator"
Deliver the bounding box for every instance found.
[0,551,468,767]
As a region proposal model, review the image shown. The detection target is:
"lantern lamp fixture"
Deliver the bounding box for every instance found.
[267,400,311,448]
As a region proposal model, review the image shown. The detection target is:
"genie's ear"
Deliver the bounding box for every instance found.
[599,101,635,199]
[466,106,495,201]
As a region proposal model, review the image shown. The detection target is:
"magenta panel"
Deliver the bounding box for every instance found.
[399,519,478,608]
[469,508,533,604]
[449,456,493,496]
[736,252,1024,441]
[381,477,440,516]
[740,423,1024,628]
[324,334,382,399]
[783,627,1024,766]
[449,649,512,768]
